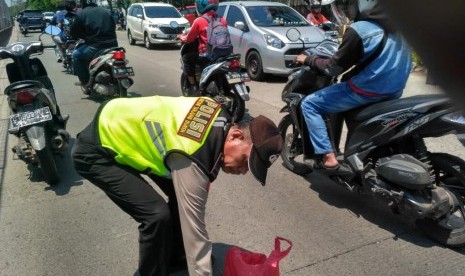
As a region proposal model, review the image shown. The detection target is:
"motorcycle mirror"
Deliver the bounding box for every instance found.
[286,28,301,42]
[44,25,61,36]
[170,21,179,28]
[321,0,335,5]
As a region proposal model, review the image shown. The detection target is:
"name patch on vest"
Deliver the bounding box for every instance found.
[178,98,221,142]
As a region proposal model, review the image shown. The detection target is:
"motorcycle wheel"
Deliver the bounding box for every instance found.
[118,81,128,97]
[180,73,190,96]
[206,81,245,122]
[36,146,60,185]
[415,153,465,247]
[278,114,312,175]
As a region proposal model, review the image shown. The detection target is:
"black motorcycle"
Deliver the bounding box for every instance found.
[279,29,465,247]
[0,25,70,185]
[180,41,250,122]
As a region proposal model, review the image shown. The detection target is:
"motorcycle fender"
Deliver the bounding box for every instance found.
[280,106,290,113]
[232,83,250,101]
[25,125,47,151]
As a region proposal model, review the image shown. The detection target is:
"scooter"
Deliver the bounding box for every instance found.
[0,25,70,185]
[180,42,250,122]
[279,29,465,247]
[77,41,134,98]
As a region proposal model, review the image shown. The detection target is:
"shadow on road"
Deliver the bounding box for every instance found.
[44,138,83,195]
[302,172,465,251]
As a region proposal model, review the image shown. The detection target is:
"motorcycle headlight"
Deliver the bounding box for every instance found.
[264,34,284,49]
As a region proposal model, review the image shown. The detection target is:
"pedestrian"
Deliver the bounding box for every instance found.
[72,95,283,276]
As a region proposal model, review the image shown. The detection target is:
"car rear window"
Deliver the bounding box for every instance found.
[245,6,309,27]
[23,10,44,17]
[145,6,182,18]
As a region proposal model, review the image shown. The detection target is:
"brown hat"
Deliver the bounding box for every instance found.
[248,115,283,186]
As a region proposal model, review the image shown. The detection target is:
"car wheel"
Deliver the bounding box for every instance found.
[128,30,135,45]
[246,51,265,81]
[144,33,153,49]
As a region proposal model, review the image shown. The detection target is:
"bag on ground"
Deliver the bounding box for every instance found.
[223,237,293,276]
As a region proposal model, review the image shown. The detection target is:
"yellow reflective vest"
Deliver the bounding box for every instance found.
[98,96,230,179]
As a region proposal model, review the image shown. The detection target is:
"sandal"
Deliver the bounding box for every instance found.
[314,160,352,176]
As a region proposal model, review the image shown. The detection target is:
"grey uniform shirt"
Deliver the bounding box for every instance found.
[166,153,213,276]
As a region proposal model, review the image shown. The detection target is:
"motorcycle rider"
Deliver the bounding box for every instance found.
[70,0,117,90]
[295,0,412,173]
[51,0,77,63]
[177,0,230,95]
[72,95,282,275]
[306,0,331,26]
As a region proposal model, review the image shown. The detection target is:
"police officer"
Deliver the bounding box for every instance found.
[72,95,283,276]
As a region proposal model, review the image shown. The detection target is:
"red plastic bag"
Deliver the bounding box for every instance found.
[223,237,292,276]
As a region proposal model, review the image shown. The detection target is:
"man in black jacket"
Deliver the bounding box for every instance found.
[70,0,117,89]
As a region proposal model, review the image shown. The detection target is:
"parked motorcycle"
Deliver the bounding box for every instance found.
[76,41,134,98]
[279,29,465,247]
[0,25,70,185]
[180,42,250,122]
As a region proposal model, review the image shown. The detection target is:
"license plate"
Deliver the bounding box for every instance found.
[9,107,52,132]
[112,67,135,78]
[226,72,251,84]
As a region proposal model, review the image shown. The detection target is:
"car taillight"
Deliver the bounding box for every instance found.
[16,90,35,104]
[113,51,125,60]
[229,59,241,72]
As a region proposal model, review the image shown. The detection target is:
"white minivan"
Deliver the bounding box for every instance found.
[126,2,190,49]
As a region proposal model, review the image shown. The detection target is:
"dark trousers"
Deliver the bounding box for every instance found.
[182,50,210,80]
[72,123,185,276]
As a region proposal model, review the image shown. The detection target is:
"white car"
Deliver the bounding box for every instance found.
[126,2,190,49]
[43,12,55,23]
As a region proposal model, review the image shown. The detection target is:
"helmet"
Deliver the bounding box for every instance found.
[346,0,378,20]
[358,0,378,14]
[64,0,76,11]
[310,0,321,10]
[80,0,97,8]
[195,0,218,14]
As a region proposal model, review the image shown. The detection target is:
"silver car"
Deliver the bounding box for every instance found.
[217,1,326,81]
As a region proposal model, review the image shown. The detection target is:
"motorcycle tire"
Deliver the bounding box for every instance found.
[118,81,128,97]
[415,152,465,247]
[278,114,312,175]
[36,146,60,185]
[180,73,190,97]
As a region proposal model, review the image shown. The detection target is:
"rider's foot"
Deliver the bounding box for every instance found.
[57,57,62,63]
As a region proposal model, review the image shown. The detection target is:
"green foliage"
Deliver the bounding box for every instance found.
[411,50,423,66]
[25,0,61,11]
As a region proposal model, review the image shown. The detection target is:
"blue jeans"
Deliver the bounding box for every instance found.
[300,82,402,154]
[72,44,100,84]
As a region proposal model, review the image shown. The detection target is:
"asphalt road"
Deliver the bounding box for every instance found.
[0,27,465,276]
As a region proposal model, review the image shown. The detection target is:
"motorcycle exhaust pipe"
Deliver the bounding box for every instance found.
[51,134,64,150]
[120,78,134,89]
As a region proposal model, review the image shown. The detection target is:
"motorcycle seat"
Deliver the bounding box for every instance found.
[4,80,44,95]
[93,47,126,59]
[214,53,241,63]
[349,94,449,122]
